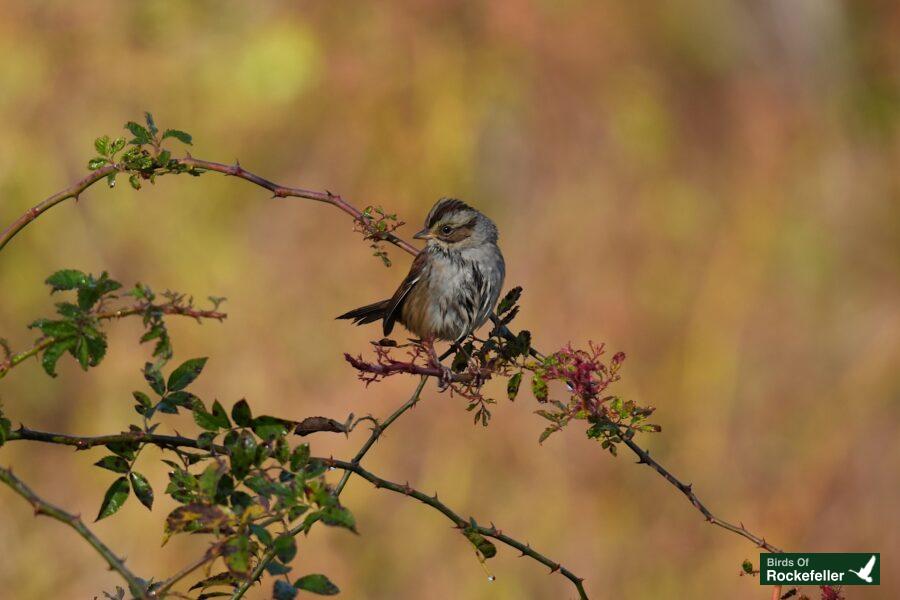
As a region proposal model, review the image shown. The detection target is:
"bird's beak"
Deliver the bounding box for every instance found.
[412,228,432,240]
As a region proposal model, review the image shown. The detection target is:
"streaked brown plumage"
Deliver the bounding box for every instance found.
[338,198,505,344]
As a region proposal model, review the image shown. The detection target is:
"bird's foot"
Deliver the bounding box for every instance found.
[436,364,454,390]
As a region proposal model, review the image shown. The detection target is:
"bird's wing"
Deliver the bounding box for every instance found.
[861,555,876,576]
[383,252,427,336]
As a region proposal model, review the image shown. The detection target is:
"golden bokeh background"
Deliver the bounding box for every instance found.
[1,2,898,598]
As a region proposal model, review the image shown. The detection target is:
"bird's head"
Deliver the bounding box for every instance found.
[412,198,498,250]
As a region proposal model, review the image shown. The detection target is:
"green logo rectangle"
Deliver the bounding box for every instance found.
[760,553,879,586]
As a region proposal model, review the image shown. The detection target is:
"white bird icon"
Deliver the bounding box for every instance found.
[848,555,877,583]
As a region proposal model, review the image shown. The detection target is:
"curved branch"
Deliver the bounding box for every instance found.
[333,376,428,496]
[0,165,119,251]
[176,157,421,256]
[623,438,783,553]
[0,465,149,599]
[324,457,589,600]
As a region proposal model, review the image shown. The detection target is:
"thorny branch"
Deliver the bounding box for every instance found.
[6,426,587,600]
[0,465,150,599]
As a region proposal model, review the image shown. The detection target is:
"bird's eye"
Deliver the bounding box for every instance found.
[440,225,453,235]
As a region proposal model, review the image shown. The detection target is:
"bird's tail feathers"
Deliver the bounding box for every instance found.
[336,299,391,326]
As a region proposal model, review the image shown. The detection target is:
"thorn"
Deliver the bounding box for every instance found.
[683,483,692,493]
[549,564,560,574]
[432,492,439,501]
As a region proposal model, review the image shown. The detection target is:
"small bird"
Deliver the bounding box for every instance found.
[338,198,505,361]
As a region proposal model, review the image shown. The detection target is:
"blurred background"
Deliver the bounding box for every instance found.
[0,1,898,598]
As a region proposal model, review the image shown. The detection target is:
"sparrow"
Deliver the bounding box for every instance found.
[338,198,505,358]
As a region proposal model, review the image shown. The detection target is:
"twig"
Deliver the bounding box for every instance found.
[150,544,222,598]
[8,426,206,451]
[0,302,226,379]
[0,165,119,251]
[623,438,783,553]
[0,465,149,599]
[333,376,427,496]
[324,457,589,600]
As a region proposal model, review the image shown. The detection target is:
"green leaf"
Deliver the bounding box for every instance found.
[45,269,87,292]
[88,157,108,170]
[109,137,126,154]
[497,286,522,314]
[94,135,110,156]
[274,580,298,600]
[29,318,78,338]
[129,471,154,510]
[274,534,297,563]
[106,440,139,460]
[96,477,130,521]
[54,302,82,318]
[228,430,256,479]
[126,121,152,145]
[294,574,340,595]
[210,400,230,428]
[507,372,522,401]
[464,529,497,559]
[74,336,90,370]
[167,357,208,392]
[193,406,224,432]
[223,535,251,575]
[156,149,171,165]
[531,372,548,402]
[162,129,193,145]
[41,338,77,377]
[266,561,292,576]
[144,362,166,395]
[231,399,252,427]
[742,559,754,575]
[538,426,558,444]
[290,444,310,472]
[319,506,356,532]
[198,463,224,498]
[84,334,107,366]
[94,455,130,473]
[166,390,198,409]
[252,415,291,440]
[129,174,141,190]
[144,112,158,136]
